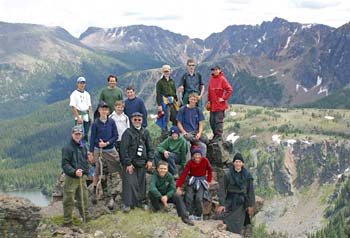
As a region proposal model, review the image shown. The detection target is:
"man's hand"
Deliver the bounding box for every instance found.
[126,165,134,174]
[163,151,170,159]
[77,117,83,124]
[247,207,254,216]
[178,86,184,93]
[75,169,83,177]
[218,97,224,102]
[195,133,201,140]
[88,153,94,164]
[176,187,182,195]
[217,206,225,214]
[98,139,109,148]
[158,106,163,112]
[146,161,153,170]
[161,195,168,207]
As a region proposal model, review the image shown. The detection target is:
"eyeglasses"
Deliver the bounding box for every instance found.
[188,64,195,67]
[133,118,142,122]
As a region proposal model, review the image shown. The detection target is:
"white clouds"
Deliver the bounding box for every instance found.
[0,0,349,39]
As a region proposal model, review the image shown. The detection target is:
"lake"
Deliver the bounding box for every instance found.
[3,190,51,207]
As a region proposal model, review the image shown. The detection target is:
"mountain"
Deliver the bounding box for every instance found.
[79,25,207,66]
[0,22,135,119]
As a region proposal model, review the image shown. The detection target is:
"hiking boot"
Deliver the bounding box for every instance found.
[122,205,131,213]
[107,198,115,210]
[61,222,72,227]
[182,217,194,226]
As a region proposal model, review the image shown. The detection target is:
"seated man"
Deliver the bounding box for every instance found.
[154,126,188,178]
[149,161,194,226]
[176,146,213,220]
[177,92,208,157]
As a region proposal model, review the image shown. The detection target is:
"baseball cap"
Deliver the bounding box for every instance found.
[77,76,86,83]
[71,125,83,134]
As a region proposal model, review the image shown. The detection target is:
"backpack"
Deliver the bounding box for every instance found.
[181,72,202,98]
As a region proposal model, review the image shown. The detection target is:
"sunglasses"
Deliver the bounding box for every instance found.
[78,82,86,84]
[188,64,195,67]
[163,70,170,73]
[133,118,142,122]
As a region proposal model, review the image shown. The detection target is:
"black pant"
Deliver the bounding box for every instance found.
[184,184,205,216]
[149,193,188,219]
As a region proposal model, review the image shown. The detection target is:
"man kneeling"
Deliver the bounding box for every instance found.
[149,161,194,226]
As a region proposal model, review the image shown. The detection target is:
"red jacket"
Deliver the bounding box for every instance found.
[176,157,213,187]
[208,72,233,112]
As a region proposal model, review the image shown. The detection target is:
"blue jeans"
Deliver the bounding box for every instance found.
[154,151,181,175]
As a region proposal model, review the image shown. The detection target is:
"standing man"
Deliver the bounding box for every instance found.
[120,112,154,212]
[124,86,148,128]
[177,92,209,157]
[61,126,90,226]
[88,101,120,209]
[156,65,179,136]
[178,59,205,107]
[99,74,124,113]
[207,66,233,142]
[217,153,255,234]
[69,76,93,142]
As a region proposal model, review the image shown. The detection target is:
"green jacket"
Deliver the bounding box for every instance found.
[157,136,188,167]
[149,171,176,199]
[99,87,123,112]
[156,76,177,106]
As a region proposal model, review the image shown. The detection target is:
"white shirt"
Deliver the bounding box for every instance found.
[109,111,130,141]
[69,90,91,121]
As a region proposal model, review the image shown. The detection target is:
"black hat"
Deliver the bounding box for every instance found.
[233,153,244,163]
[98,101,109,108]
[211,65,221,70]
[71,125,83,134]
[131,112,143,117]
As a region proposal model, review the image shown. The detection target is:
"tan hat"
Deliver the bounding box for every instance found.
[162,64,171,72]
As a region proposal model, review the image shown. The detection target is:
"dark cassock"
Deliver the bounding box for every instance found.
[120,112,154,210]
[218,153,255,234]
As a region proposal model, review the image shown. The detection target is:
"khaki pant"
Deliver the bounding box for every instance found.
[93,148,121,197]
[63,175,88,224]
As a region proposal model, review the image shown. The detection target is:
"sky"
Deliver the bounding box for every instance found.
[0,0,349,39]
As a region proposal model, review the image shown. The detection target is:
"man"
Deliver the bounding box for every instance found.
[156,65,179,136]
[88,101,120,209]
[69,76,93,142]
[124,86,148,128]
[217,153,255,234]
[120,112,154,212]
[207,65,233,142]
[99,74,124,113]
[178,59,205,107]
[61,126,90,226]
[176,147,213,221]
[154,126,188,178]
[177,92,209,156]
[149,161,194,226]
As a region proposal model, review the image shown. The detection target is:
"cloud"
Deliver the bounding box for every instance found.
[291,0,341,9]
[123,12,143,17]
[137,15,181,21]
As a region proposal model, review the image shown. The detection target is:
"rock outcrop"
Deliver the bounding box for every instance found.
[0,193,42,238]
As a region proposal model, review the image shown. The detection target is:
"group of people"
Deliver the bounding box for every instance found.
[61,60,255,235]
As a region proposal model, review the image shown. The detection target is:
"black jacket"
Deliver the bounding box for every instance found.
[61,139,89,178]
[120,126,154,167]
[218,166,255,209]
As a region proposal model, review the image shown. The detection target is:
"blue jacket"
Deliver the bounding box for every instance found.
[124,97,148,128]
[89,118,118,152]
